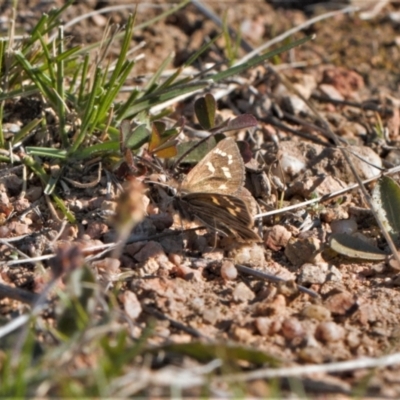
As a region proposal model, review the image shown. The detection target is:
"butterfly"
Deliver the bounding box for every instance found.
[171,138,261,242]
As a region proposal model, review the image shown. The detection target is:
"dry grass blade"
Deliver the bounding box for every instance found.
[218,351,400,381]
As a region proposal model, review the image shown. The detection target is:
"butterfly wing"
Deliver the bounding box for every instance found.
[177,193,260,242]
[181,138,245,195]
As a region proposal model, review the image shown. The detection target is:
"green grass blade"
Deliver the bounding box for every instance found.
[52,193,76,223]
[107,14,135,89]
[119,80,210,119]
[25,147,68,159]
[73,140,120,160]
[14,51,58,105]
[12,118,43,145]
[71,66,103,152]
[95,61,135,127]
[78,53,90,104]
[56,26,68,147]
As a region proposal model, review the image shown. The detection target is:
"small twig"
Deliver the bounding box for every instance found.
[62,162,102,189]
[261,114,332,147]
[236,264,319,298]
[0,283,38,305]
[0,238,31,260]
[236,5,359,65]
[50,219,68,245]
[218,351,400,382]
[0,276,58,340]
[19,164,27,199]
[255,163,400,220]
[311,94,393,116]
[44,194,63,223]
[0,233,29,242]
[280,111,346,144]
[0,254,55,267]
[142,304,210,340]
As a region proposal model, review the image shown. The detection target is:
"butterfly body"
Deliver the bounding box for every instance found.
[173,138,260,242]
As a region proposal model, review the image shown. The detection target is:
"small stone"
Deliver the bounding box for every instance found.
[330,219,358,235]
[318,83,344,101]
[315,321,345,343]
[13,198,30,212]
[255,317,271,336]
[285,237,321,267]
[149,212,174,231]
[231,326,252,342]
[70,199,84,212]
[298,346,324,363]
[0,226,10,237]
[232,282,255,302]
[5,174,23,194]
[346,330,361,349]
[8,221,29,235]
[220,260,238,281]
[268,294,287,315]
[160,236,184,254]
[134,241,167,263]
[125,241,147,258]
[228,243,264,266]
[281,318,305,340]
[298,263,328,285]
[202,308,220,324]
[119,291,142,320]
[269,318,283,334]
[301,304,331,321]
[93,257,121,281]
[277,280,299,298]
[264,225,292,251]
[85,221,108,239]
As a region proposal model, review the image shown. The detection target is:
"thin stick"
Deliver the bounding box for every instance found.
[0,283,38,305]
[254,164,400,220]
[236,264,319,298]
[218,351,400,382]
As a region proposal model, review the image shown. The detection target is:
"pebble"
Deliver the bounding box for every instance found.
[134,241,167,263]
[232,282,255,302]
[229,243,264,266]
[346,330,361,349]
[315,321,345,343]
[220,260,238,281]
[298,263,328,285]
[301,304,331,321]
[330,219,358,235]
[284,237,321,267]
[281,318,305,340]
[119,291,142,320]
[255,317,271,336]
[264,225,292,251]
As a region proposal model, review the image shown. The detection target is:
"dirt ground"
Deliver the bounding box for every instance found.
[3,0,400,397]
